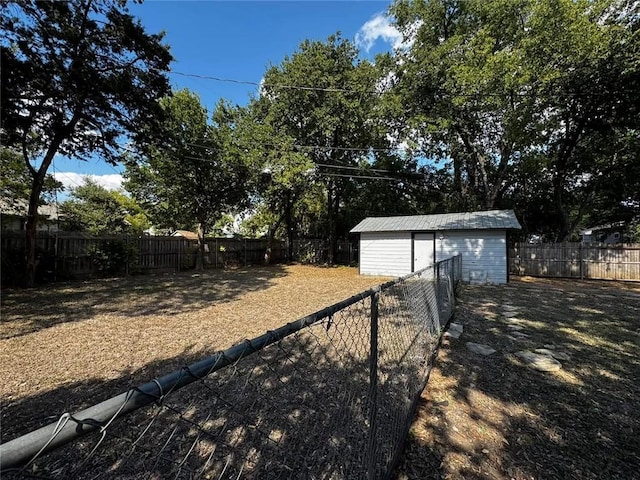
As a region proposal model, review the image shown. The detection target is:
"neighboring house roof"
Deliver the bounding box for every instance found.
[171,230,199,240]
[350,209,521,233]
[579,221,626,236]
[0,198,61,221]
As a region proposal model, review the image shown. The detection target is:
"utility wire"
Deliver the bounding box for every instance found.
[186,141,417,154]
[181,153,424,178]
[171,71,371,95]
[319,172,406,181]
[169,69,618,99]
[180,154,425,182]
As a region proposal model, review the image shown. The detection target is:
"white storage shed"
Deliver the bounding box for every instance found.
[350,210,521,284]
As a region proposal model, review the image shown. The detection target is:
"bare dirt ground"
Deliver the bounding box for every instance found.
[395,277,640,480]
[0,265,389,441]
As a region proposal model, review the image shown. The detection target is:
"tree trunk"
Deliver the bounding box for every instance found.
[284,192,295,262]
[196,221,206,271]
[25,160,52,287]
[553,180,570,242]
[25,186,41,288]
[327,182,335,265]
[24,114,80,286]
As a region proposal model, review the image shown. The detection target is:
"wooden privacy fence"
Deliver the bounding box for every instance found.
[1,233,286,285]
[510,242,640,281]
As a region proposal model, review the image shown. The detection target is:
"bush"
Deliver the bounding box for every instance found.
[88,239,136,276]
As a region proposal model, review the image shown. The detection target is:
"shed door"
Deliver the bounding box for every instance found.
[413,233,435,272]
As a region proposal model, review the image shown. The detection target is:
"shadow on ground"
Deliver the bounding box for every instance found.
[395,278,640,480]
[1,289,431,479]
[0,265,288,339]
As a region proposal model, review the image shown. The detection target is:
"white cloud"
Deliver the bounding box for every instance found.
[355,13,404,53]
[55,172,123,192]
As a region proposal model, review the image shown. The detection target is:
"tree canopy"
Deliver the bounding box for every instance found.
[390,0,640,240]
[59,178,150,235]
[125,89,252,268]
[3,0,639,285]
[1,0,172,284]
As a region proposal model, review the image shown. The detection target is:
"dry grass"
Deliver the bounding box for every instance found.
[0,264,389,441]
[395,277,640,480]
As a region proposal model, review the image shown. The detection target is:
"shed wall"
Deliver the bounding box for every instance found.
[359,232,412,276]
[435,230,507,283]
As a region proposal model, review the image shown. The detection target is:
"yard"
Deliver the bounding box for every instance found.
[0,264,389,441]
[2,269,639,479]
[396,277,640,480]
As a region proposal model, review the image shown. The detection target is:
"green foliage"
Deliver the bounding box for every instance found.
[0,147,62,206]
[125,90,252,234]
[248,34,420,261]
[59,178,150,235]
[391,0,640,239]
[87,239,131,276]
[1,0,172,285]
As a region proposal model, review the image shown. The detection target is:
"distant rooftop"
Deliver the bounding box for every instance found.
[0,198,61,220]
[350,210,521,233]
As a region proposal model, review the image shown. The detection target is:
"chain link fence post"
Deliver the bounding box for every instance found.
[367,290,379,480]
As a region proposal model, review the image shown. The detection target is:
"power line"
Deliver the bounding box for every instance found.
[186,141,416,154]
[169,69,618,99]
[179,154,425,182]
[315,163,424,178]
[171,71,372,95]
[318,172,407,181]
[181,153,423,178]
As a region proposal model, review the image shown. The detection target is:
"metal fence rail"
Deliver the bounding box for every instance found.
[0,255,462,479]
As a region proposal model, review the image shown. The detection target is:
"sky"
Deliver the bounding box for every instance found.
[53,0,401,196]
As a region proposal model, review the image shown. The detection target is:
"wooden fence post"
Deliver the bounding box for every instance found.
[579,243,583,280]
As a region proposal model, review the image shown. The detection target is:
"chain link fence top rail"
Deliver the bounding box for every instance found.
[0,255,462,480]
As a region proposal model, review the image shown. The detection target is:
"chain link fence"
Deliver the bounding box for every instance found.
[0,255,462,480]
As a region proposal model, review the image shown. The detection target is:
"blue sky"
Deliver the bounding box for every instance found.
[54,1,400,194]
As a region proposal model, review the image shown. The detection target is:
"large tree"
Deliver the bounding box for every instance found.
[125,90,252,269]
[390,0,640,240]
[1,0,172,285]
[237,98,315,258]
[258,34,404,263]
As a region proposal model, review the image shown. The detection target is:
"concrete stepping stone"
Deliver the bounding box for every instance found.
[445,323,464,339]
[534,348,570,361]
[466,342,496,356]
[515,351,562,372]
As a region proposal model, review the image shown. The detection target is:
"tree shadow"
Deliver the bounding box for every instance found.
[395,279,640,479]
[1,265,289,339]
[1,284,438,479]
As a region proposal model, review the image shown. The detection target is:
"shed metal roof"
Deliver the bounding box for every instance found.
[350,210,521,233]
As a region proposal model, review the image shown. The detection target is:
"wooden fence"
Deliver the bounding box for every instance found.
[1,233,286,286]
[1,233,359,286]
[509,242,640,281]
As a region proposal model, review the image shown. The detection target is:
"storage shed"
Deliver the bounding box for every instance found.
[350,210,521,284]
